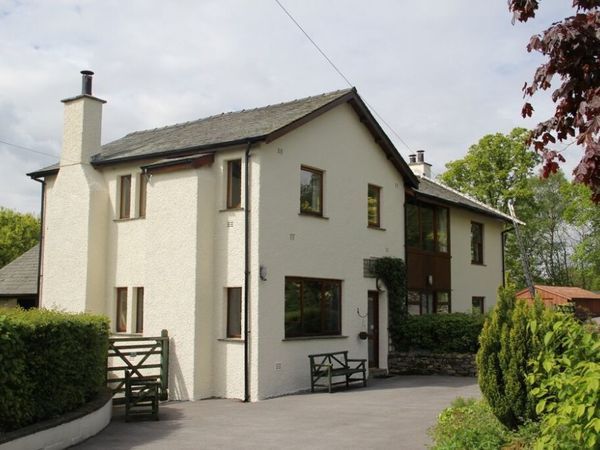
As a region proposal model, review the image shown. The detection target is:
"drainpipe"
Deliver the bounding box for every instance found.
[501,227,513,288]
[243,141,253,403]
[31,177,46,307]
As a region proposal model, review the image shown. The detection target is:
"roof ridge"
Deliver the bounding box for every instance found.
[419,174,520,223]
[123,88,353,138]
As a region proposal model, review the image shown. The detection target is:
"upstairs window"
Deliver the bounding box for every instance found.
[285,277,341,338]
[227,287,242,338]
[406,202,449,253]
[300,166,323,216]
[367,184,381,227]
[119,175,131,219]
[227,160,242,209]
[139,173,147,218]
[471,222,484,264]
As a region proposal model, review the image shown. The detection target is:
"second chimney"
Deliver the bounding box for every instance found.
[408,150,432,178]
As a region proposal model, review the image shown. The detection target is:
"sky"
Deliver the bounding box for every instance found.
[0,0,579,214]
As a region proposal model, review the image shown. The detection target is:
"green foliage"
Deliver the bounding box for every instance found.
[439,128,538,213]
[430,398,509,450]
[477,286,546,429]
[0,308,109,432]
[0,207,40,268]
[371,256,407,324]
[393,313,484,353]
[527,312,600,449]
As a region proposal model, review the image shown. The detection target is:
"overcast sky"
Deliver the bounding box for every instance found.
[0,0,578,214]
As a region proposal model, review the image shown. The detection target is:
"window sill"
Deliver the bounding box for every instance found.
[113,217,144,223]
[368,225,386,231]
[471,262,486,266]
[283,335,348,341]
[298,213,329,220]
[219,207,244,213]
[218,338,245,342]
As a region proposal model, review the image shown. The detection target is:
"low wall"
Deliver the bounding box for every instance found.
[388,351,477,377]
[0,391,112,450]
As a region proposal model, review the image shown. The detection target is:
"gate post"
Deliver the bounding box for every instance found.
[160,329,169,400]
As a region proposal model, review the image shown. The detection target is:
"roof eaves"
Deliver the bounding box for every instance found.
[27,164,60,179]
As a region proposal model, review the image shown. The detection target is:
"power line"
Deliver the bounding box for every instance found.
[274,0,413,152]
[0,139,59,160]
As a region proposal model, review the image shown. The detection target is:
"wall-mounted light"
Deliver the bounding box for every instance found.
[260,265,267,281]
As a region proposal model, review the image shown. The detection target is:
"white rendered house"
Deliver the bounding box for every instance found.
[29,72,512,401]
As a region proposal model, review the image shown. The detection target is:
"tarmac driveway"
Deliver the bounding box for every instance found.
[76,375,480,450]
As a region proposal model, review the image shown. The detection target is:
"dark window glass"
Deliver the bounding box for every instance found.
[139,174,147,218]
[368,184,381,227]
[300,167,323,215]
[227,160,242,209]
[421,206,435,251]
[471,222,484,264]
[407,290,421,315]
[284,277,341,337]
[135,287,144,333]
[472,296,484,314]
[406,203,420,247]
[227,287,242,338]
[407,290,451,315]
[119,175,131,219]
[116,287,127,332]
[436,292,450,313]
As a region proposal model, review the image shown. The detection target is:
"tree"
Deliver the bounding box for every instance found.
[508,0,600,203]
[0,207,40,268]
[439,128,538,213]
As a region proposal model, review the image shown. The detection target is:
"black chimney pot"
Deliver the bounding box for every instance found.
[417,150,425,163]
[81,70,94,95]
[408,154,416,164]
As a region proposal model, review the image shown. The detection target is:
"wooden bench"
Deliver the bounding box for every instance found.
[124,370,160,421]
[308,351,367,393]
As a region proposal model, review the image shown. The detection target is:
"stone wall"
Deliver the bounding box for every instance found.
[388,351,477,377]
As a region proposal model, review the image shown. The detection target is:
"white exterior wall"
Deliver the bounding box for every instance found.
[253,104,405,399]
[449,208,504,313]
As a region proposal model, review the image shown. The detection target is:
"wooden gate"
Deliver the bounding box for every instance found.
[107,329,169,404]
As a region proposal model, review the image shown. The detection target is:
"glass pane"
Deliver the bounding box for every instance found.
[136,287,144,333]
[322,281,340,333]
[228,160,242,208]
[120,175,131,219]
[472,297,484,314]
[300,169,322,214]
[302,280,322,334]
[139,174,147,218]
[284,280,302,337]
[436,292,450,314]
[407,290,421,315]
[368,185,379,226]
[406,203,420,248]
[227,288,242,337]
[421,206,435,251]
[471,223,482,263]
[436,207,448,252]
[117,288,127,332]
[422,293,434,314]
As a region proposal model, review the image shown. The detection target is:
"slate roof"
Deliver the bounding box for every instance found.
[0,244,39,297]
[28,88,419,187]
[413,175,520,224]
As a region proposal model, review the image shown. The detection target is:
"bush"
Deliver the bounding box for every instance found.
[392,313,484,353]
[476,286,546,429]
[527,312,600,449]
[430,398,540,450]
[0,308,109,432]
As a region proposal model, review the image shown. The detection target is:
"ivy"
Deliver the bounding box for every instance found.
[371,257,407,344]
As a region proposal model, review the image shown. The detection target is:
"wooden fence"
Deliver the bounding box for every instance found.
[107,329,169,405]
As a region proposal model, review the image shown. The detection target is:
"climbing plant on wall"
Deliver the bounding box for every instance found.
[372,257,407,343]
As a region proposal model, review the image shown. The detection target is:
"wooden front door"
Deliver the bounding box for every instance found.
[368,291,379,368]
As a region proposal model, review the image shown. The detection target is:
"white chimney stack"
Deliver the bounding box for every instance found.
[408,150,432,178]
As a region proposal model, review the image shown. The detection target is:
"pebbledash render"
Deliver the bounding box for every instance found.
[29,72,515,401]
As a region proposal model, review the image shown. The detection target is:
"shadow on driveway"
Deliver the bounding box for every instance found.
[75,375,480,450]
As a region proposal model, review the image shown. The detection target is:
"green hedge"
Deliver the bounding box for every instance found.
[0,308,109,432]
[392,313,485,353]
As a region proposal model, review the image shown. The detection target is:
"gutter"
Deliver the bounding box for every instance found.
[243,140,253,403]
[31,176,46,307]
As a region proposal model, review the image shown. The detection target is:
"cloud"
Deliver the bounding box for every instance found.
[0,0,576,212]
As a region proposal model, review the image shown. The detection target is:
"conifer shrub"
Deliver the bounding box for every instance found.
[0,308,109,432]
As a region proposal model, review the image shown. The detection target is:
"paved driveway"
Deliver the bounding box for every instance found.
[76,375,480,450]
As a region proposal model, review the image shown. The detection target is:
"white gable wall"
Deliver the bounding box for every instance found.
[254,103,405,399]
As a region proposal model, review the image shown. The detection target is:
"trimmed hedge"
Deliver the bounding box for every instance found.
[0,308,109,432]
[392,313,485,353]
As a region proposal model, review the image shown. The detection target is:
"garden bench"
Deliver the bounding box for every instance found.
[124,370,160,421]
[308,351,367,393]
